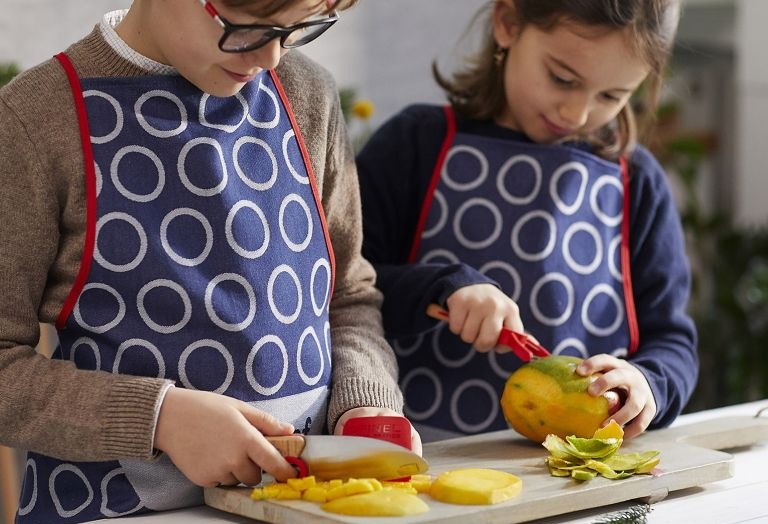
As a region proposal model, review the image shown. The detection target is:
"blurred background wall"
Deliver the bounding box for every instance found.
[1,0,767,522]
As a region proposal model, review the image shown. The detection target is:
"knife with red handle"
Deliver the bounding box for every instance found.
[265,434,428,480]
[426,303,551,362]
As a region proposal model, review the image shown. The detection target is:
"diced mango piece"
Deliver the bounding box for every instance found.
[301,486,328,503]
[287,475,317,492]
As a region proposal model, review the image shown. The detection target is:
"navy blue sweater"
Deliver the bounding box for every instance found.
[357,104,698,429]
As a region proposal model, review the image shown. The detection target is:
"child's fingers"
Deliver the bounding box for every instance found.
[231,459,264,486]
[620,405,655,440]
[473,317,502,352]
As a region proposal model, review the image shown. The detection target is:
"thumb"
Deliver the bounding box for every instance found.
[239,403,294,436]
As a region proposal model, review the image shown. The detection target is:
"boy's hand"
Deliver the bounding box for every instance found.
[445,284,523,353]
[335,407,423,456]
[576,354,657,440]
[154,387,296,487]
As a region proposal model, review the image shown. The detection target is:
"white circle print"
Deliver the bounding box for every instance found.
[552,337,589,358]
[310,258,331,316]
[135,90,188,138]
[420,249,460,265]
[497,154,542,205]
[450,379,499,433]
[137,279,192,334]
[590,175,623,227]
[178,137,229,197]
[246,334,288,396]
[297,325,325,386]
[279,193,313,252]
[550,161,588,215]
[452,197,502,250]
[581,283,624,336]
[442,145,488,192]
[49,464,94,519]
[247,81,280,129]
[199,92,247,133]
[422,190,448,240]
[529,273,574,326]
[83,90,123,144]
[73,283,126,334]
[94,212,148,272]
[233,136,278,191]
[225,200,270,259]
[511,210,557,262]
[562,221,603,275]
[401,367,443,421]
[283,129,309,184]
[16,459,37,516]
[69,337,101,371]
[205,273,257,331]
[113,338,166,378]
[268,264,302,324]
[161,208,214,266]
[432,324,475,369]
[393,333,425,358]
[100,467,143,517]
[111,146,165,203]
[178,339,235,394]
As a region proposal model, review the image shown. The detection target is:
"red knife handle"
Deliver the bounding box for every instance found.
[265,435,311,477]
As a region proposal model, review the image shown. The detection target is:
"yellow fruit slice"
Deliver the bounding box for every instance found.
[321,490,428,516]
[429,468,522,505]
[593,420,624,440]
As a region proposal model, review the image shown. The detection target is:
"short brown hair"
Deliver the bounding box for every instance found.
[435,0,680,160]
[219,0,357,17]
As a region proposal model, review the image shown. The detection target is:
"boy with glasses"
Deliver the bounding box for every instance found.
[0,1,415,522]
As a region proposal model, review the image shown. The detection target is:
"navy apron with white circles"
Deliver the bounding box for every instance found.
[396,120,635,438]
[17,58,333,523]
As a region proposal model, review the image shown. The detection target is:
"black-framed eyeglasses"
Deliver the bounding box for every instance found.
[198,0,339,53]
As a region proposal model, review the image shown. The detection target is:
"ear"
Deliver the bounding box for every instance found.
[492,0,519,48]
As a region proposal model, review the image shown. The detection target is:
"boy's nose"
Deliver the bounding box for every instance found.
[558,95,590,129]
[242,38,283,71]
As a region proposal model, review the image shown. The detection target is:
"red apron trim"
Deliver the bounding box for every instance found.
[408,105,456,263]
[619,156,640,354]
[269,69,336,294]
[54,52,98,331]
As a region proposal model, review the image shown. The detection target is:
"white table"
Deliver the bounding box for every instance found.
[90,400,768,524]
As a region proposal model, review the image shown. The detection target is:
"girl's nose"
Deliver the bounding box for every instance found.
[558,95,590,129]
[243,38,283,71]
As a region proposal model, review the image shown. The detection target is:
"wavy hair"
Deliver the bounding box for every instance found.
[434,0,680,159]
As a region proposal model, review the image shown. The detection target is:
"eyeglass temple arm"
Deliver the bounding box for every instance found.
[198,0,226,28]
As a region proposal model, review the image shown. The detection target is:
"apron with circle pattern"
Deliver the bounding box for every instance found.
[395,107,638,438]
[16,53,335,523]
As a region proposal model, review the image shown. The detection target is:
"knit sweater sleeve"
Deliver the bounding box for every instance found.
[626,146,698,428]
[276,53,404,432]
[0,46,172,461]
[356,105,498,339]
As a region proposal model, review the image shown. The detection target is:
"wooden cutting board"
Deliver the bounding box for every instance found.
[204,413,768,524]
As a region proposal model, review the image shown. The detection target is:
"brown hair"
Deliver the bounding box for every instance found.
[219,0,358,17]
[434,0,680,159]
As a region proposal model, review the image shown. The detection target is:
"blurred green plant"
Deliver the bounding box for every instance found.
[339,86,374,153]
[654,101,768,411]
[0,62,20,88]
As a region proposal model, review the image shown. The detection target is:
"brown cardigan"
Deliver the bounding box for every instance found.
[0,27,402,462]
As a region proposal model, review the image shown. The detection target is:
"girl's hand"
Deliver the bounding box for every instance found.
[154,387,297,487]
[335,407,423,456]
[445,284,523,353]
[576,354,657,440]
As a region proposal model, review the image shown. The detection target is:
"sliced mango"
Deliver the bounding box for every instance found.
[321,490,429,516]
[429,468,522,505]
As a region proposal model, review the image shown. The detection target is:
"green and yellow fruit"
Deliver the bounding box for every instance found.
[500,355,609,442]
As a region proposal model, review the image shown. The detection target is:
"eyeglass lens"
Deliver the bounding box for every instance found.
[222,22,333,52]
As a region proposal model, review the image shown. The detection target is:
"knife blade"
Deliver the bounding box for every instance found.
[266,435,428,481]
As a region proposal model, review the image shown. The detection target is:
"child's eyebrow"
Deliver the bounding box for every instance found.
[548,55,634,93]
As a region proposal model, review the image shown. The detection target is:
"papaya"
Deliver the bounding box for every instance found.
[500,355,609,442]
